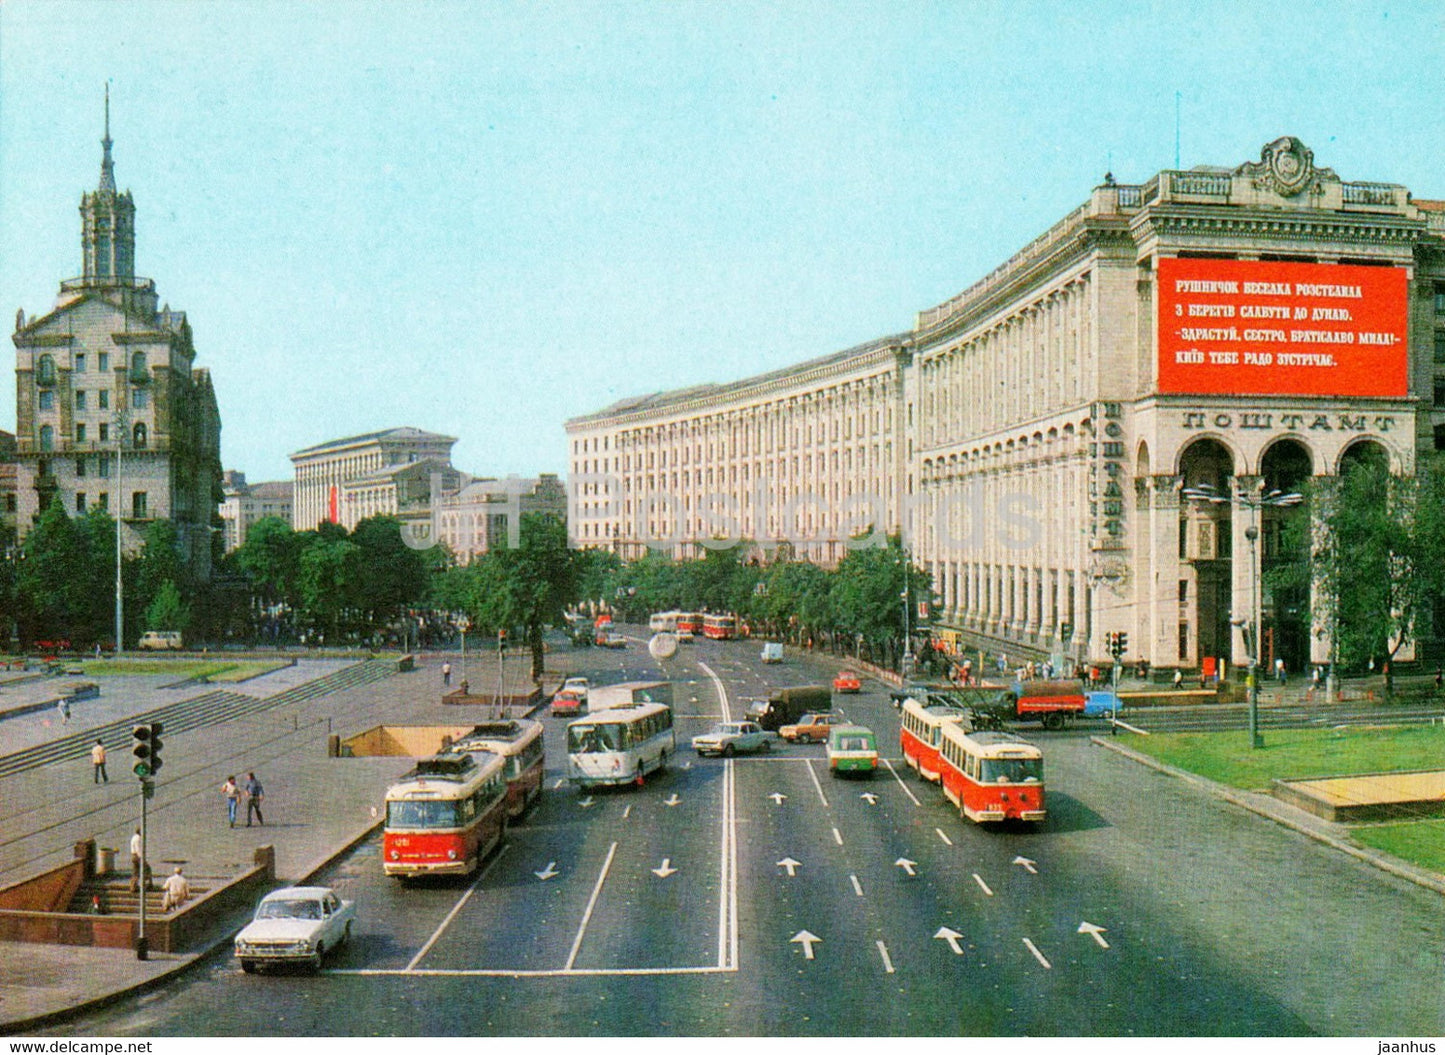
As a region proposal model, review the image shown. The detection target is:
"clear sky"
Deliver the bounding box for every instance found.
[2,1,1441,482]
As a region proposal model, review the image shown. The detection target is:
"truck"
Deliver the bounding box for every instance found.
[745,684,831,731]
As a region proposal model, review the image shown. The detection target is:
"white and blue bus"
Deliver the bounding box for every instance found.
[566,701,675,788]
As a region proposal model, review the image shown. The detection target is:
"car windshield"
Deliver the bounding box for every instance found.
[717,724,742,735]
[258,898,322,920]
[980,757,1043,783]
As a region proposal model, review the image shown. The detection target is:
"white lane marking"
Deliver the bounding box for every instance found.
[876,940,895,973]
[553,778,566,790]
[934,927,965,955]
[337,965,735,977]
[805,758,830,807]
[849,874,864,897]
[777,857,801,876]
[663,794,681,806]
[699,660,739,971]
[769,792,787,805]
[652,858,678,878]
[791,931,821,960]
[1079,921,1111,948]
[883,758,922,806]
[622,805,632,820]
[832,827,844,846]
[564,841,617,971]
[1023,937,1052,969]
[860,792,878,805]
[935,828,954,846]
[534,861,558,881]
[895,858,917,876]
[1013,855,1037,874]
[972,873,994,896]
[407,843,510,971]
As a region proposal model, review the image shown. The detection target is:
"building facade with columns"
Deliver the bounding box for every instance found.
[10,101,222,580]
[569,137,1445,671]
[289,427,457,531]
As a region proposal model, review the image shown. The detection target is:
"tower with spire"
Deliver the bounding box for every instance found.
[9,88,223,620]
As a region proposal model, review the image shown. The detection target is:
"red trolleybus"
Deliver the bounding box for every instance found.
[938,726,1046,824]
[452,720,545,818]
[899,696,973,783]
[383,752,507,878]
[702,613,736,640]
[675,612,704,637]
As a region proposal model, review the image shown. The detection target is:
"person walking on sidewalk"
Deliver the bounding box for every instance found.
[128,828,143,892]
[1172,668,1183,690]
[57,698,70,725]
[243,772,265,827]
[160,866,190,912]
[91,740,109,783]
[221,775,240,828]
[442,661,452,686]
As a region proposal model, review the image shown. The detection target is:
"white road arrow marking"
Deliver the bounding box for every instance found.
[895,858,918,877]
[578,797,596,809]
[534,862,559,881]
[1023,937,1052,969]
[860,792,878,805]
[777,857,801,877]
[769,792,787,805]
[1013,856,1038,874]
[972,873,994,896]
[790,930,821,960]
[663,794,681,807]
[934,926,965,955]
[652,858,678,878]
[1078,921,1110,948]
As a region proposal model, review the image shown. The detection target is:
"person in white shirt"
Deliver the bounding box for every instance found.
[160,867,189,912]
[129,829,143,892]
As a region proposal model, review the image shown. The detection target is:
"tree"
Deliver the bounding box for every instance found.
[349,516,433,626]
[297,530,361,641]
[235,516,303,610]
[18,498,94,645]
[145,579,192,633]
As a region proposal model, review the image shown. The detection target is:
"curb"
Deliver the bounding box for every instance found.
[1091,735,1445,898]
[1,818,385,1035]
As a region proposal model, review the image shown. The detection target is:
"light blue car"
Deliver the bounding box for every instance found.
[1083,690,1121,718]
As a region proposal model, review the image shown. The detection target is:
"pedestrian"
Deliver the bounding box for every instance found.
[442,661,452,686]
[1311,666,1322,689]
[1172,669,1183,690]
[129,828,143,893]
[160,866,190,912]
[243,771,265,826]
[1435,668,1443,692]
[1275,657,1286,684]
[57,698,70,725]
[91,739,108,783]
[221,775,240,828]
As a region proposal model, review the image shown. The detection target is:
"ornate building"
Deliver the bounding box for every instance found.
[288,427,456,531]
[568,138,1445,671]
[218,471,294,552]
[10,95,222,579]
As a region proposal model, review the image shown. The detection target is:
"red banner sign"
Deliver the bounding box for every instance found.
[1157,258,1408,398]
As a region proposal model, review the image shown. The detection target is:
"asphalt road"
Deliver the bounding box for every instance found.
[39,635,1445,1036]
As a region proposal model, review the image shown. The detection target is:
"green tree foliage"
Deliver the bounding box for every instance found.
[297,529,361,641]
[17,498,116,646]
[144,578,191,632]
[348,516,432,624]
[235,516,303,609]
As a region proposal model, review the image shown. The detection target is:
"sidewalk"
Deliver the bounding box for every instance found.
[0,654,479,1034]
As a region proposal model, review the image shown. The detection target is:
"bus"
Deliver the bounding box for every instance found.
[383,752,508,878]
[702,613,736,640]
[899,696,973,783]
[452,719,545,818]
[937,726,1045,824]
[649,611,680,633]
[675,612,704,637]
[566,701,675,788]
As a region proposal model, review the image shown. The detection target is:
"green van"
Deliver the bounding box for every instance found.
[826,724,878,777]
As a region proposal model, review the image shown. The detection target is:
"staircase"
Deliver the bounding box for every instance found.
[65,876,213,916]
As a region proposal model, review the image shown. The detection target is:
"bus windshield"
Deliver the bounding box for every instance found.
[980,757,1042,783]
[567,725,625,753]
[387,799,459,829]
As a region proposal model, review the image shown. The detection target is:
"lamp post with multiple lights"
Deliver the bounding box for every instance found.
[1181,482,1303,749]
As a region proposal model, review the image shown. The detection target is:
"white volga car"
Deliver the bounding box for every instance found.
[234,886,355,972]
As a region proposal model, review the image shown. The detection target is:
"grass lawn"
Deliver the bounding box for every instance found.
[1121,724,1445,877]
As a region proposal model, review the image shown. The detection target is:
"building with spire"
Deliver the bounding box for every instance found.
[10,90,223,580]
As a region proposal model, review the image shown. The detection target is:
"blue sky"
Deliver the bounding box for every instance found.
[2,1,1441,481]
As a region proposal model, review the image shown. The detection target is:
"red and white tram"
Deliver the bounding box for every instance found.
[383,752,508,878]
[675,612,704,636]
[702,613,736,640]
[899,696,973,783]
[937,726,1046,824]
[452,719,545,818]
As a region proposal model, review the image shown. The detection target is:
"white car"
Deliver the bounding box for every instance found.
[692,721,771,757]
[562,677,590,704]
[234,886,355,973]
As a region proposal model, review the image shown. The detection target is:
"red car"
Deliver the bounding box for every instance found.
[833,670,862,694]
[551,689,586,717]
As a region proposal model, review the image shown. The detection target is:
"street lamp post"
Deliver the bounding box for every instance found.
[899,550,915,678]
[114,409,130,656]
[1182,482,1303,749]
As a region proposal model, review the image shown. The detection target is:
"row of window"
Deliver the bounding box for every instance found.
[34,351,150,384]
[37,388,147,412]
[68,492,149,517]
[35,422,148,451]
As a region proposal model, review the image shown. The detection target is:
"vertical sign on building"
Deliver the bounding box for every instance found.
[1090,403,1126,545]
[328,484,339,524]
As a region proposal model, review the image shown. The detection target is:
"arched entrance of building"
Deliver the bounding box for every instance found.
[1179,438,1235,668]
[1260,439,1313,677]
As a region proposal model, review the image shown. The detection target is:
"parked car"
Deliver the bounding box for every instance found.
[832,669,862,693]
[551,689,586,716]
[691,720,771,757]
[760,642,784,664]
[826,724,879,777]
[561,677,590,705]
[234,886,355,973]
[139,630,184,651]
[674,629,695,643]
[597,633,628,649]
[779,711,845,744]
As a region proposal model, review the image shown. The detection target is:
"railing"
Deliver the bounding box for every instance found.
[1341,182,1402,207]
[58,275,155,294]
[1168,171,1232,198]
[1116,185,1143,208]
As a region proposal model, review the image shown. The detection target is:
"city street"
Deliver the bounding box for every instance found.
[24,636,1444,1037]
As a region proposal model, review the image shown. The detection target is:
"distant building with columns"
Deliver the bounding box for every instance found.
[289,427,456,531]
[568,137,1445,671]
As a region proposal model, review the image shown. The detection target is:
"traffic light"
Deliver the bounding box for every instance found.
[1116,631,1129,656]
[132,722,164,778]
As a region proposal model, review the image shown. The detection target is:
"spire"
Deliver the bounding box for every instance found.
[98,82,115,194]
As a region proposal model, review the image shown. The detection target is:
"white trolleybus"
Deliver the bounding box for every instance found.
[452,719,545,818]
[937,725,1046,825]
[383,752,508,878]
[899,695,974,783]
[566,700,675,788]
